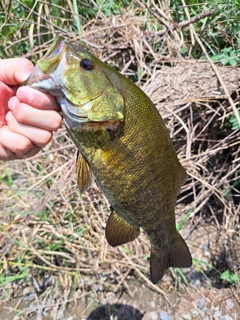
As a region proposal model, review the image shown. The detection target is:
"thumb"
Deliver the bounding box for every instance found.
[15,58,34,83]
[0,58,34,85]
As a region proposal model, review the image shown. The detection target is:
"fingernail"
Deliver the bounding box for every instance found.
[17,71,32,83]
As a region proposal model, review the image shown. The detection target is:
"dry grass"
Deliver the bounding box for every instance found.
[0,1,239,318]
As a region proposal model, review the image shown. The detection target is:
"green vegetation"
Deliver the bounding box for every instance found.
[220,270,240,286]
[176,208,193,232]
[211,47,240,67]
[1,0,240,62]
[229,110,240,130]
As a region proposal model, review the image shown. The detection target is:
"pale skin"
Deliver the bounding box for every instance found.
[0,58,62,161]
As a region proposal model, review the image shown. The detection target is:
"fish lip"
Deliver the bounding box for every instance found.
[59,97,119,132]
[58,96,94,123]
[24,64,63,96]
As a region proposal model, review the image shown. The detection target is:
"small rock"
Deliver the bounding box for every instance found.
[220,316,233,320]
[42,310,49,317]
[226,299,234,310]
[182,314,191,320]
[203,317,209,320]
[198,309,204,317]
[22,292,35,301]
[151,301,156,308]
[159,310,172,320]
[213,305,220,311]
[190,309,198,316]
[22,287,31,296]
[149,311,158,320]
[197,298,206,311]
[100,299,107,305]
[214,310,222,319]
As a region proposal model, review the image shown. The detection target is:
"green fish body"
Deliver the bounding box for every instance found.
[25,37,192,283]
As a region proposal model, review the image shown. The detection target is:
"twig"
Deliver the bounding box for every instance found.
[178,8,216,29]
[0,215,32,261]
[180,0,195,46]
[28,245,93,272]
[152,9,216,36]
[192,32,240,127]
[141,0,176,31]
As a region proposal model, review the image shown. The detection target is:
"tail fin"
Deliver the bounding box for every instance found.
[150,233,192,284]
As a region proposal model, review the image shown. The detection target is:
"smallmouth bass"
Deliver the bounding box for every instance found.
[25,37,192,283]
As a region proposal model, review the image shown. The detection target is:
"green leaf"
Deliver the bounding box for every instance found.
[176,208,193,231]
[220,270,240,285]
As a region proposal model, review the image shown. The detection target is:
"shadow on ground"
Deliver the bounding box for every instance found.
[87,303,144,320]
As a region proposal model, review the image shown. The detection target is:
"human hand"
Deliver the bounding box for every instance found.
[0,58,62,161]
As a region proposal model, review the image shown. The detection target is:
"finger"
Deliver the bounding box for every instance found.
[0,125,41,160]
[0,143,17,160]
[8,97,62,131]
[0,58,34,85]
[6,111,53,147]
[16,86,60,111]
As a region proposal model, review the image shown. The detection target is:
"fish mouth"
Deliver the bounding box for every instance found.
[23,37,66,91]
[58,96,98,123]
[59,96,120,134]
[58,93,123,125]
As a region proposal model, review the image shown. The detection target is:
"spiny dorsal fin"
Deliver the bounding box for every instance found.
[76,152,94,193]
[105,208,140,247]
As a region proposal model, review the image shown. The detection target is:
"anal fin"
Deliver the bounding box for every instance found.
[105,208,140,247]
[76,152,94,193]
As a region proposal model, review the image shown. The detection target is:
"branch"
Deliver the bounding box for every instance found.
[178,8,216,28]
[153,9,216,37]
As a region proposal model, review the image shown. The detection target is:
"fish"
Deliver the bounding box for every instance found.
[25,36,192,284]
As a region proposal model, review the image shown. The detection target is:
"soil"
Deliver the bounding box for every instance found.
[1,280,240,320]
[1,211,239,320]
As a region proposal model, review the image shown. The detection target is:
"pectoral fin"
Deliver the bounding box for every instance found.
[76,152,94,193]
[106,208,140,247]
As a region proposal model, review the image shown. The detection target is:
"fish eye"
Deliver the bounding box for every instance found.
[80,58,94,70]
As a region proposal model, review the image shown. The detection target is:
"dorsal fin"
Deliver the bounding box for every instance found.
[105,208,140,247]
[76,152,94,193]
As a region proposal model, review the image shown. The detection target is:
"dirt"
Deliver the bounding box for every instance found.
[1,214,239,320]
[1,281,240,319]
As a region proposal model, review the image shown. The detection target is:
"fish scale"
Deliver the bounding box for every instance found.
[24,36,192,284]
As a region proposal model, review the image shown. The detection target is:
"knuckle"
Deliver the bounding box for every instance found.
[13,105,27,123]
[51,114,62,131]
[38,131,52,146]
[15,137,31,153]
[18,57,30,65]
[45,112,62,131]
